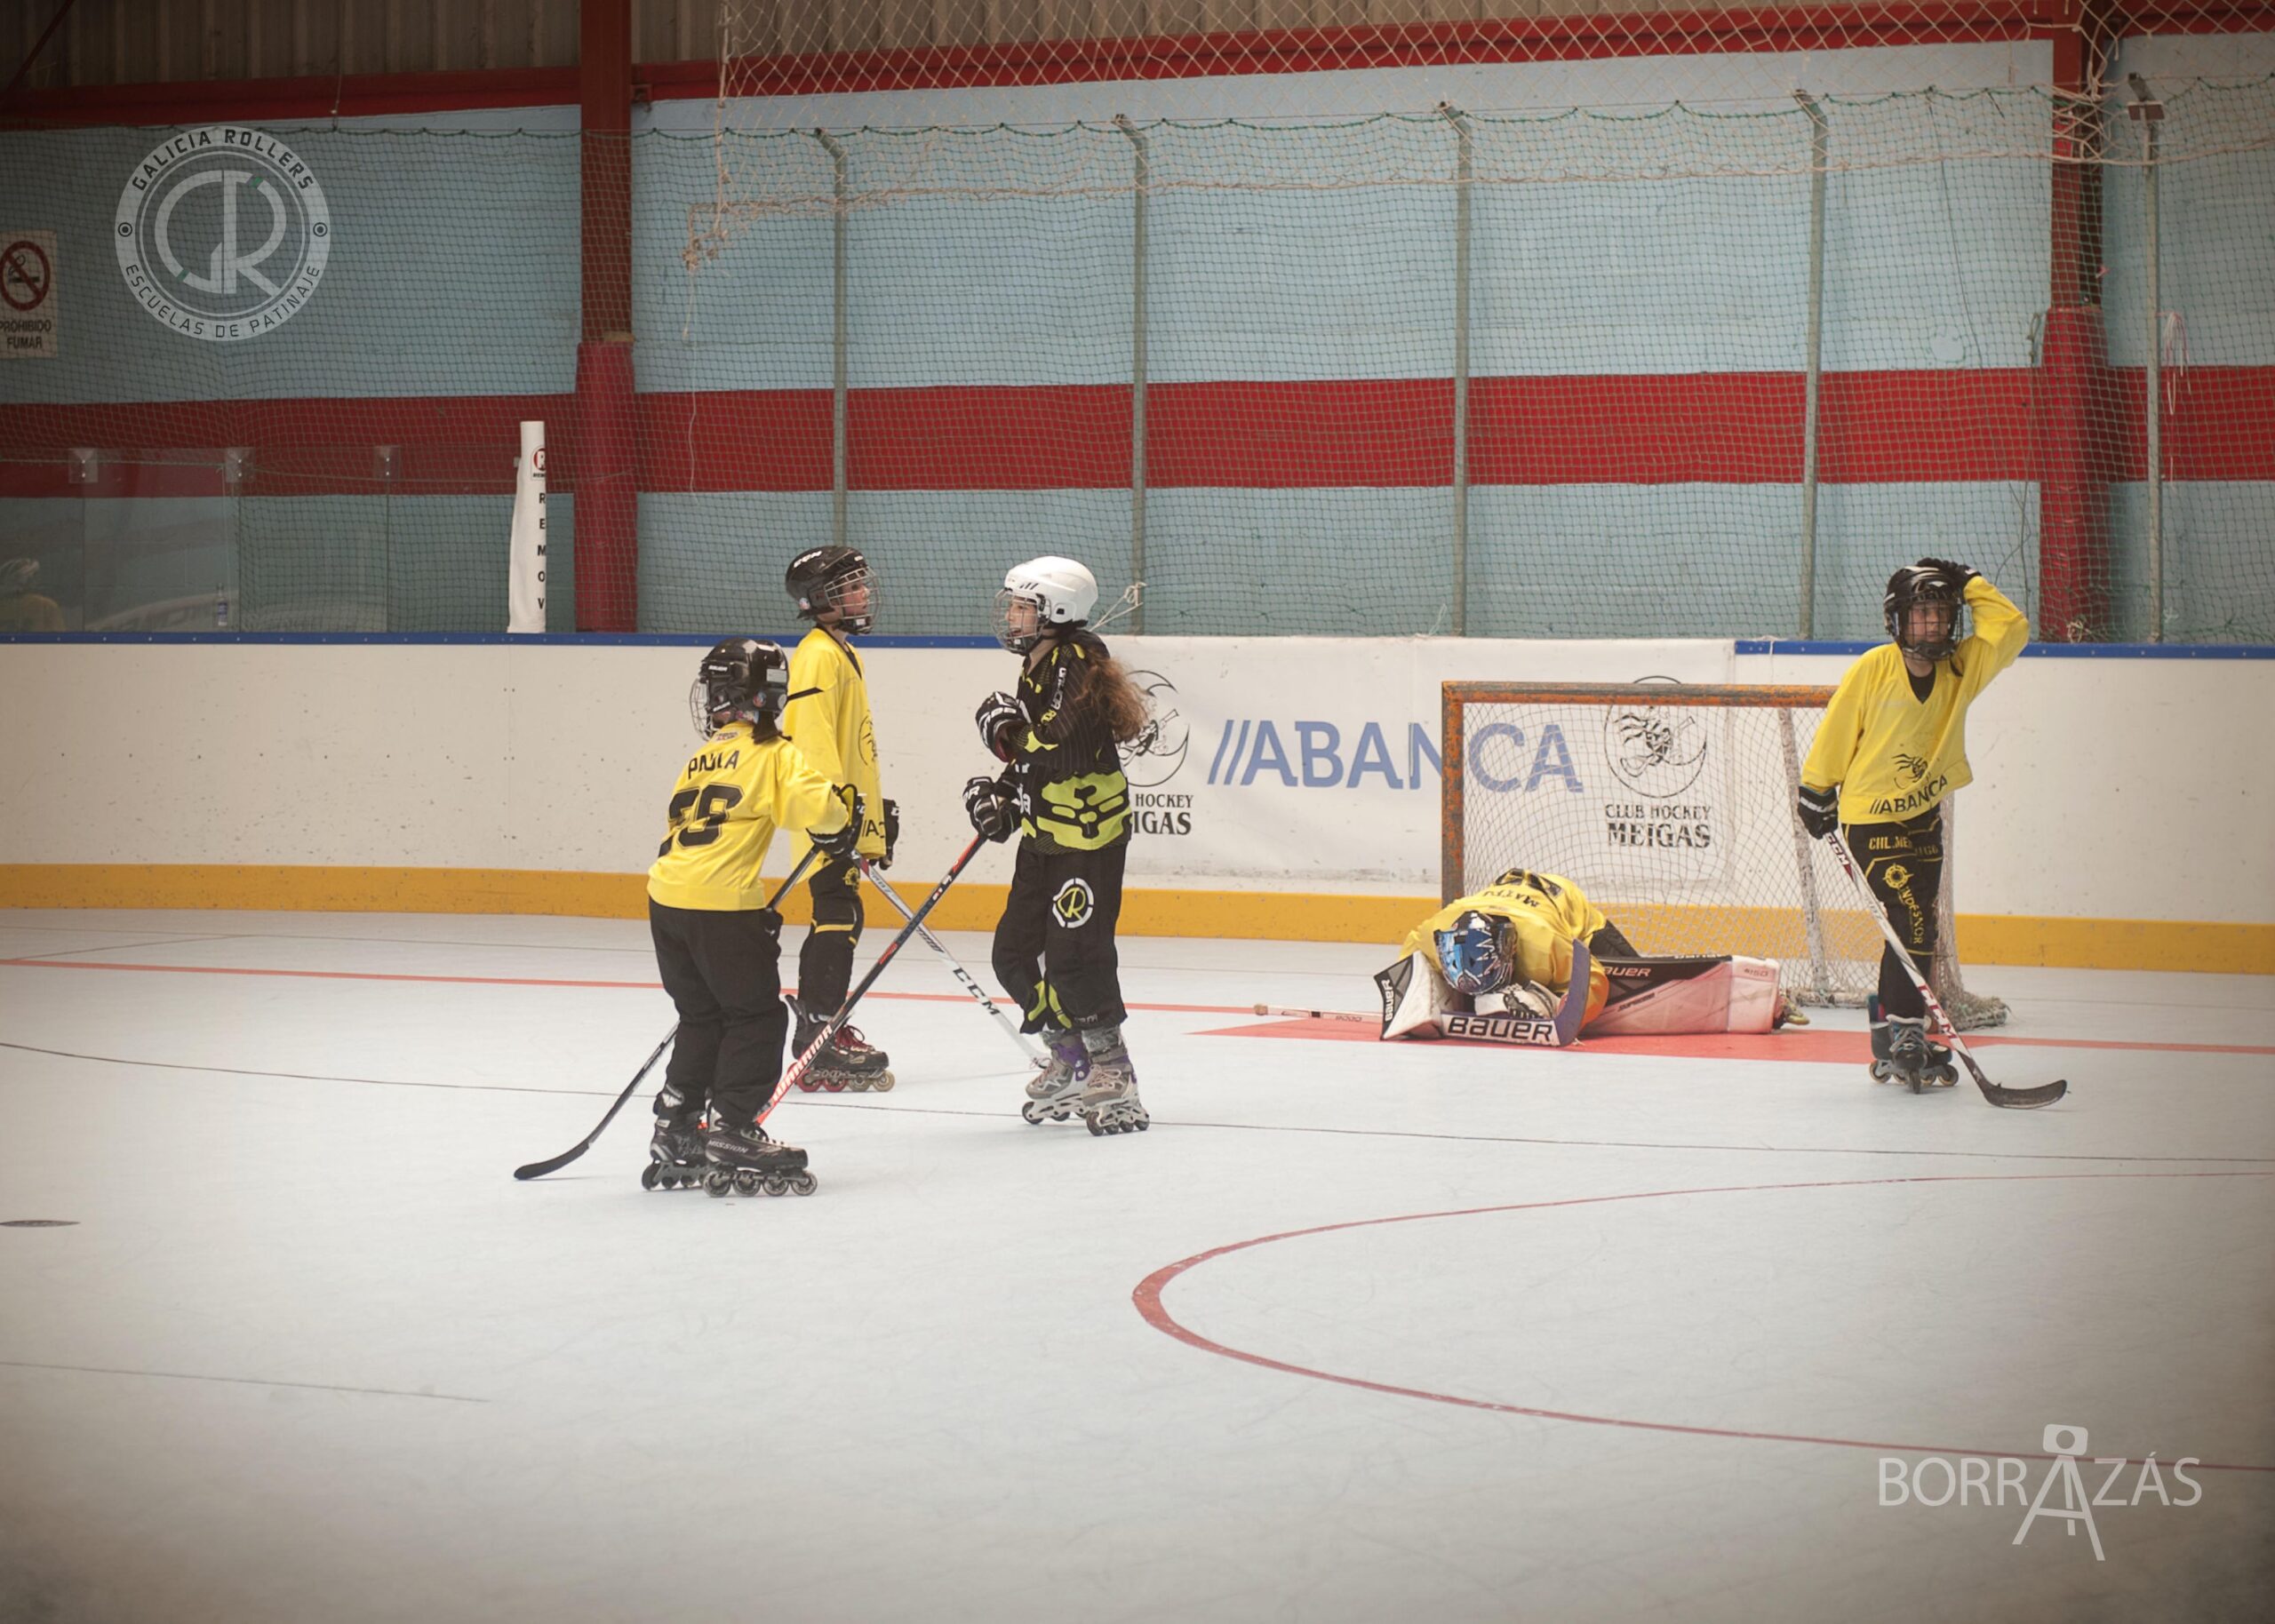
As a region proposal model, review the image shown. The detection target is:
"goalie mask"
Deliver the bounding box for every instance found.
[993,555,1098,654]
[1883,564,1967,662]
[786,545,877,634]
[689,637,789,738]
[1433,910,1516,998]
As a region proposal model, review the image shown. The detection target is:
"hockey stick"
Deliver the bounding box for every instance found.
[752,832,991,1126]
[1823,832,2067,1110]
[863,858,1047,1065]
[1252,1004,1375,1023]
[513,845,828,1180]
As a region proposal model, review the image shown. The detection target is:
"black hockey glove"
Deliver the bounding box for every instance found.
[963,776,1018,843]
[975,691,1025,762]
[1917,556,1979,592]
[877,798,900,870]
[1796,782,1840,840]
[813,787,865,859]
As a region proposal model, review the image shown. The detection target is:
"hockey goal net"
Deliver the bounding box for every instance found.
[1441,681,2007,1025]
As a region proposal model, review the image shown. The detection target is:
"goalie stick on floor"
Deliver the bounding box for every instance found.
[1825,833,2067,1111]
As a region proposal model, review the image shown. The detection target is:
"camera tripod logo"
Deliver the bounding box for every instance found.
[116,126,331,340]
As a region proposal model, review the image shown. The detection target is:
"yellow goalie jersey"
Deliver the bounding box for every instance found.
[1401,868,1612,1026]
[647,720,849,912]
[782,628,887,861]
[1801,576,2028,824]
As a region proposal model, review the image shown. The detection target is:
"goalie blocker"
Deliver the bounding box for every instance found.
[1374,940,1784,1045]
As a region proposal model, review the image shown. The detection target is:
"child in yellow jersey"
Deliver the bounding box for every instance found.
[1797,558,2027,1087]
[781,545,899,1092]
[1381,865,1798,1040]
[646,638,860,1196]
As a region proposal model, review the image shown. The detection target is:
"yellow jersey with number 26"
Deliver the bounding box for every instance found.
[647,720,850,912]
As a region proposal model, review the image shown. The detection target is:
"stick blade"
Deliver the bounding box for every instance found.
[1979,1076,2069,1111]
[512,1144,588,1181]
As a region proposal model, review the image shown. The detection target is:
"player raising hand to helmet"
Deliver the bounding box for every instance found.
[965,556,1153,1135]
[780,545,898,1093]
[1797,559,2027,1089]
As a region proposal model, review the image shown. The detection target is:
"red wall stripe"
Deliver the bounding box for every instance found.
[4,367,2271,498]
[11,5,2272,126]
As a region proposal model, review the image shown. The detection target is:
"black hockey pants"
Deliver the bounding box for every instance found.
[650,900,789,1128]
[992,839,1129,1035]
[1846,804,1945,1022]
[796,852,864,1015]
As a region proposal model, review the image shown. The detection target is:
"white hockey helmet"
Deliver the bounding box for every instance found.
[993,555,1098,653]
[0,558,37,596]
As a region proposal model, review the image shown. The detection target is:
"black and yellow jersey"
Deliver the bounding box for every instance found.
[782,627,886,862]
[1400,868,1611,1024]
[647,720,850,912]
[1002,629,1130,852]
[1800,576,2028,824]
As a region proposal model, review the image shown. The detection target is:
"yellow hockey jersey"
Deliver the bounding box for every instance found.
[1800,576,2028,824]
[1401,869,1611,1025]
[783,627,887,861]
[646,720,850,912]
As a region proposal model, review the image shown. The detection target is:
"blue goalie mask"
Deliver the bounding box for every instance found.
[1433,910,1514,997]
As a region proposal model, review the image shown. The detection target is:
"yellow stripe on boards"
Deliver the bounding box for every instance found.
[0,865,2266,975]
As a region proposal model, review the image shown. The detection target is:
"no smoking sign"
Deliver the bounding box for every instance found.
[1,229,58,357]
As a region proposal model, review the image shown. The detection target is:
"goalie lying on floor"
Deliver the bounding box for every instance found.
[1377,868,1806,1043]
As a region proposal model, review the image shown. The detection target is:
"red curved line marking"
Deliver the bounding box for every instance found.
[1133,1169,2275,1473]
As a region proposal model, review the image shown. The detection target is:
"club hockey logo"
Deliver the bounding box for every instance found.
[1603,704,1708,800]
[1050,878,1095,928]
[116,126,331,341]
[1121,669,1188,788]
[1894,751,1932,786]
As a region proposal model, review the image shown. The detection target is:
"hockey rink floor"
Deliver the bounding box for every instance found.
[2,909,2271,1624]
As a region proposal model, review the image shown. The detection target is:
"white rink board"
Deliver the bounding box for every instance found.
[1,639,2271,928]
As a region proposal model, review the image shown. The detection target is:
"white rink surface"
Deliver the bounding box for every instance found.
[1,908,2271,1624]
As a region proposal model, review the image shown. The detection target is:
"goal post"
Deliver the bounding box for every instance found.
[1441,681,2006,1024]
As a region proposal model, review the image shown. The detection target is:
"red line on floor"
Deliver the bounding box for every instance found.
[5,958,2267,1055]
[1133,1170,2275,1472]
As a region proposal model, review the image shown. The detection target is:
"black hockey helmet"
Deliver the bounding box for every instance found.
[1883,563,1967,661]
[690,637,789,737]
[786,545,876,633]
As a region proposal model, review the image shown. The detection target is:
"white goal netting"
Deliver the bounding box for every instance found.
[1444,682,2007,1025]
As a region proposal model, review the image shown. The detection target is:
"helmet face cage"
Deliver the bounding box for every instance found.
[1884,569,1967,662]
[992,586,1043,654]
[1433,912,1513,998]
[689,639,789,738]
[786,547,877,634]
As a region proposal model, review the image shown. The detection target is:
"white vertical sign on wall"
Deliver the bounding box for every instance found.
[508,420,548,633]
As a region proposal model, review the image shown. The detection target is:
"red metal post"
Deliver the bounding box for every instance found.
[576,0,637,632]
[2037,11,2118,641]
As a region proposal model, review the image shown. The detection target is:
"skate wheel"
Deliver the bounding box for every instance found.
[1084,1116,1106,1137]
[1020,1100,1047,1124]
[761,1175,788,1198]
[794,1079,820,1093]
[873,1072,895,1093]
[1908,1073,1924,1095]
[789,1172,817,1197]
[733,1170,761,1196]
[641,1163,661,1190]
[705,1172,732,1198]
[822,1079,846,1094]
